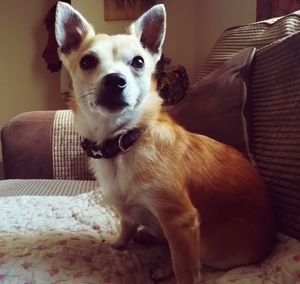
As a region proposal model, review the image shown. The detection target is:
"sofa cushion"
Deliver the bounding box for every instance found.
[250,31,300,239]
[171,47,255,159]
[0,190,300,283]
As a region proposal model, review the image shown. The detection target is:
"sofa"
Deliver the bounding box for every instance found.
[1,11,300,284]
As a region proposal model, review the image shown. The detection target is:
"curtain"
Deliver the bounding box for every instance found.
[257,0,300,21]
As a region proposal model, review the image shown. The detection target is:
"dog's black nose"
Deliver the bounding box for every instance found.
[96,73,129,111]
[102,73,127,91]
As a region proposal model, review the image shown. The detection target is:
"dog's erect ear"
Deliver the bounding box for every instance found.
[130,4,166,54]
[55,2,95,55]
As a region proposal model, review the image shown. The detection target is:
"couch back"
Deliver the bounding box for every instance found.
[1,110,94,181]
[195,11,300,239]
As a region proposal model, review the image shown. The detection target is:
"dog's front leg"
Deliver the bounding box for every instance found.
[153,191,202,284]
[112,218,138,250]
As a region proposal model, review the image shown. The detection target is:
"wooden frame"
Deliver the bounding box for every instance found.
[104,0,156,21]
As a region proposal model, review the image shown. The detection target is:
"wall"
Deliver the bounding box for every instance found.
[163,0,196,82]
[72,0,197,81]
[194,0,257,75]
[0,0,65,175]
[73,0,131,34]
[72,0,255,83]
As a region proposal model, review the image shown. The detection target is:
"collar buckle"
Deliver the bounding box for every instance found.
[118,131,132,152]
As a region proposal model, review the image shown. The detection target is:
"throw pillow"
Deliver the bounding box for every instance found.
[170,47,256,160]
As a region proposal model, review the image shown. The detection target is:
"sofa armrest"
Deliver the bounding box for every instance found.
[1,110,93,180]
[1,111,55,179]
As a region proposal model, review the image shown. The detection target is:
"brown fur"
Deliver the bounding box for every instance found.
[116,89,275,283]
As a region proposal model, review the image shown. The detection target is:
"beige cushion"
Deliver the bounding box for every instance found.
[0,179,97,196]
[52,110,94,180]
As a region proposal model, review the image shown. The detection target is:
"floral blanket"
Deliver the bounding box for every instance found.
[1,192,300,284]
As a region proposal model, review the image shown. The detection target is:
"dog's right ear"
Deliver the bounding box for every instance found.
[129,4,166,56]
[55,2,95,55]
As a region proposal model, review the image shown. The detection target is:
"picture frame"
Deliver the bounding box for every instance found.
[104,0,156,21]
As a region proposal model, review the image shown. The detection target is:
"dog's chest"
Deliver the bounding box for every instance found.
[91,157,134,200]
[91,158,161,232]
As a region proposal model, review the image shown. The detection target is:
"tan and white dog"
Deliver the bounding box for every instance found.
[55,3,275,283]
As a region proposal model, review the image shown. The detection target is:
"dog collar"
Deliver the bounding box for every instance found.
[81,128,146,159]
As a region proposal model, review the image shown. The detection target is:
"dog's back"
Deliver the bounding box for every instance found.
[127,112,275,269]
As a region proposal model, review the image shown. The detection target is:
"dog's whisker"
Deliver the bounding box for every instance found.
[77,85,97,93]
[79,92,94,100]
[79,86,97,91]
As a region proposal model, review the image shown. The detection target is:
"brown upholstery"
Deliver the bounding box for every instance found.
[1,111,55,179]
[250,32,300,239]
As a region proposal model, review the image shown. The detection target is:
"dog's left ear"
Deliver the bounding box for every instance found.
[55,2,95,55]
[130,4,166,55]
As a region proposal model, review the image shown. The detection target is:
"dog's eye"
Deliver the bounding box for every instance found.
[80,54,99,70]
[131,56,144,69]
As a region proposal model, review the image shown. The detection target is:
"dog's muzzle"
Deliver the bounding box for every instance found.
[96,73,129,111]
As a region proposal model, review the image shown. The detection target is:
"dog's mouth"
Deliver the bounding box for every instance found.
[95,91,130,112]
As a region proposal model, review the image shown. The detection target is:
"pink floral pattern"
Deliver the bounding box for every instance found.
[0,192,300,283]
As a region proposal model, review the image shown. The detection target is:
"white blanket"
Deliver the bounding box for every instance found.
[1,192,300,283]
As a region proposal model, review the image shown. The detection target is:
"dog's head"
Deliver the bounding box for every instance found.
[55,2,166,118]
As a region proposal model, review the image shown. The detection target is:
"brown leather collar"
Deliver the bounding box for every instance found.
[81,128,145,159]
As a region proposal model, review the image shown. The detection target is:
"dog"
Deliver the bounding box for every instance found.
[55,3,275,283]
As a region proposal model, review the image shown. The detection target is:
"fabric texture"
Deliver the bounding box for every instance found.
[0,191,300,283]
[52,110,94,180]
[1,111,55,179]
[171,47,255,159]
[250,31,300,239]
[0,179,97,197]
